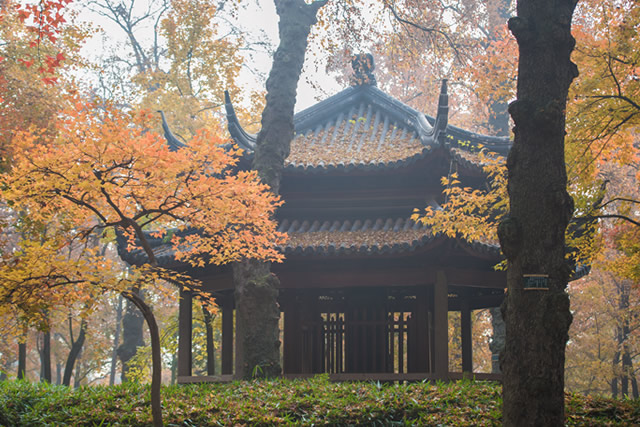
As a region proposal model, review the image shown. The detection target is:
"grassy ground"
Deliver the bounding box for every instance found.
[1,376,638,426]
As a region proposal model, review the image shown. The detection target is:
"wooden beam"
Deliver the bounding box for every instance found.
[442,269,506,288]
[448,293,505,311]
[221,297,233,375]
[461,300,473,374]
[177,288,192,377]
[434,271,448,380]
[274,266,505,290]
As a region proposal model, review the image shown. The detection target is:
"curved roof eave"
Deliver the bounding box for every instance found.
[224,90,257,152]
[158,110,188,151]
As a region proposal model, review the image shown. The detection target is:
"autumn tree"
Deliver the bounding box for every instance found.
[566,160,640,398]
[1,99,284,426]
[566,266,640,398]
[82,0,271,376]
[0,0,87,168]
[87,0,264,138]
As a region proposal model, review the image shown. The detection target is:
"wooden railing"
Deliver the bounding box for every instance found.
[177,372,502,384]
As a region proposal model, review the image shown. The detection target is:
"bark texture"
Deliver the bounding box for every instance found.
[499,0,579,425]
[125,290,163,427]
[232,0,325,380]
[17,342,26,380]
[62,318,87,386]
[39,330,51,383]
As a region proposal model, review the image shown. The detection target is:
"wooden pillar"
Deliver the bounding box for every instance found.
[410,289,430,373]
[221,296,233,375]
[282,292,301,374]
[203,305,216,376]
[461,299,473,374]
[434,270,449,379]
[177,288,192,377]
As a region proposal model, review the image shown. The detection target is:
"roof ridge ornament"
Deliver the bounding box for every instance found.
[350,53,376,87]
[433,79,449,144]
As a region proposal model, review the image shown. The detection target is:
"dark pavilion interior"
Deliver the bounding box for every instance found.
[119,57,521,383]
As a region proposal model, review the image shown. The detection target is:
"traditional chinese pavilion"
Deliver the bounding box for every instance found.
[120,57,514,383]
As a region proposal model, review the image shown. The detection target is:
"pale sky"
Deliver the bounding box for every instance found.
[76,0,342,113]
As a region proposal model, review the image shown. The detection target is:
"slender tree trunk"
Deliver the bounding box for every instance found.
[117,290,145,382]
[499,0,579,424]
[63,318,87,386]
[232,0,326,380]
[73,357,84,389]
[110,295,124,386]
[622,347,630,397]
[202,305,216,376]
[55,362,62,384]
[617,279,635,398]
[170,352,177,385]
[40,330,52,383]
[612,346,620,398]
[124,290,163,427]
[17,342,26,380]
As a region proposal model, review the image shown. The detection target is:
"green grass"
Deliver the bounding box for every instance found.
[0,376,638,426]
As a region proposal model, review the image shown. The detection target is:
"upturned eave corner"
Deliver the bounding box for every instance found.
[158,110,187,152]
[224,90,257,153]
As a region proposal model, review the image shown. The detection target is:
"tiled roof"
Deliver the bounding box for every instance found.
[224,81,511,173]
[116,216,503,268]
[116,219,587,281]
[280,217,435,256]
[286,105,428,168]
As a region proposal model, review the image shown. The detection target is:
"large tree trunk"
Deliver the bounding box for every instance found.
[232,0,326,380]
[498,0,579,425]
[63,317,87,386]
[117,290,145,382]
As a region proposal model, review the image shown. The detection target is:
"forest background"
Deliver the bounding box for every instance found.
[0,0,639,401]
